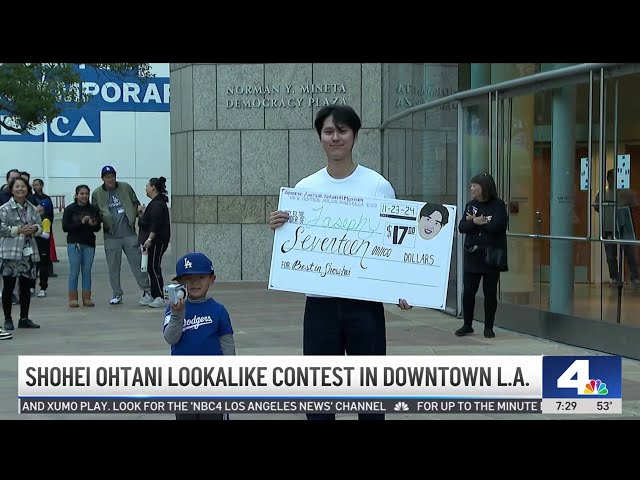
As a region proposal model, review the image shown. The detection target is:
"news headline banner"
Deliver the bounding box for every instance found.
[268,188,457,309]
[19,355,539,412]
[18,355,622,415]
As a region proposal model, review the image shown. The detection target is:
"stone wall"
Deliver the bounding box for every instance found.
[169,63,458,281]
[169,63,384,281]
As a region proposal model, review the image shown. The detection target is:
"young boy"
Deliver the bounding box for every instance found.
[163,252,235,420]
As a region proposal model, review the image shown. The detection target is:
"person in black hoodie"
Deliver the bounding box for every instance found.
[62,185,102,308]
[456,173,508,339]
[138,176,171,308]
[32,179,58,278]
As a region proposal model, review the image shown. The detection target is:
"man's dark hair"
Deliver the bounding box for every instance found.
[5,169,19,181]
[314,105,361,138]
[149,176,169,203]
[607,169,614,185]
[33,178,44,186]
[419,203,449,227]
[470,172,499,201]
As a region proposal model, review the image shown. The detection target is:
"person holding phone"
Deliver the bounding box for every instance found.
[457,173,508,338]
[62,185,102,307]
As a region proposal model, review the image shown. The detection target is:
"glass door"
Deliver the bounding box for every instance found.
[602,72,640,326]
[495,72,601,325]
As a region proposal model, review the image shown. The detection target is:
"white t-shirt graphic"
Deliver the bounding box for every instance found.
[293,164,396,298]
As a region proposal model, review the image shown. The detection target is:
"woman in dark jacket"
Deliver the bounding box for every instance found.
[456,173,508,339]
[62,185,102,308]
[138,176,171,308]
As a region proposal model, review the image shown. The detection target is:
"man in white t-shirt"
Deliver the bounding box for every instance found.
[269,105,413,421]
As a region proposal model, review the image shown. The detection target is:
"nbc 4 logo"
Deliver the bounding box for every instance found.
[557,360,608,395]
[542,356,621,399]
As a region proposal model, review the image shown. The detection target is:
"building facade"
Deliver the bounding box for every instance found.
[168,63,458,280]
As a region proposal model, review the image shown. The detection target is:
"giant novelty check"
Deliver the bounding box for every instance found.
[268,188,456,309]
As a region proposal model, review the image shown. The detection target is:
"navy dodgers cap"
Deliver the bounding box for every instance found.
[173,252,215,280]
[101,165,116,177]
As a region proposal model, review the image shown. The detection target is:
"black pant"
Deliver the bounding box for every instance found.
[462,271,500,329]
[2,276,32,320]
[36,255,51,291]
[303,297,386,421]
[147,242,168,299]
[175,413,226,420]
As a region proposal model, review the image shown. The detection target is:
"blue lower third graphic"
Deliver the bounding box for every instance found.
[0,110,100,143]
[542,355,622,399]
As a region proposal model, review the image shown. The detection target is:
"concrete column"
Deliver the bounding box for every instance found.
[542,63,576,315]
[421,64,458,203]
[467,64,490,180]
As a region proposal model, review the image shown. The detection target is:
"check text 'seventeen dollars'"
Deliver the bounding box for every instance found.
[269,188,456,309]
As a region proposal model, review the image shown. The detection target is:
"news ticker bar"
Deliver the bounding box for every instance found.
[19,397,549,414]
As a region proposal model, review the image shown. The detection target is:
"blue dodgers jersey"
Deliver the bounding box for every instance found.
[163,298,234,355]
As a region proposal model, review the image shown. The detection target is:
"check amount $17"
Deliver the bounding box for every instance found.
[386,224,416,246]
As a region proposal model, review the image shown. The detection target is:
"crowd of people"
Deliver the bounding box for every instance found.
[0,106,508,422]
[0,167,172,340]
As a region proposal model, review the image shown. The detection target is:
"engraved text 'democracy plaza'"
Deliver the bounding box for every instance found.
[269,188,456,309]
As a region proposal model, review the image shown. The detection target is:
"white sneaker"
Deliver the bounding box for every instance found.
[37,290,47,298]
[0,328,12,340]
[148,297,166,308]
[139,292,153,306]
[109,295,123,305]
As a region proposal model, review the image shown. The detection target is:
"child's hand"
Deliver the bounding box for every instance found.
[169,298,185,313]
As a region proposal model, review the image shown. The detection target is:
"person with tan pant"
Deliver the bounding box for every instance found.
[62,185,102,307]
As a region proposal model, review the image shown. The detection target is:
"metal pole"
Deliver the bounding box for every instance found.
[43,117,49,195]
[456,100,464,318]
[614,79,622,324]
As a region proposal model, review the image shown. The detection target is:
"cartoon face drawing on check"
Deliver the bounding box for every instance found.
[418,203,450,240]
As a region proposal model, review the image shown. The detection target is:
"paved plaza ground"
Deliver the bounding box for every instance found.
[2,244,639,420]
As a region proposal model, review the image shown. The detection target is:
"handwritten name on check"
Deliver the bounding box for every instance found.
[268,188,456,309]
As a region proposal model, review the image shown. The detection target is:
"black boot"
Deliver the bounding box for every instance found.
[18,318,40,329]
[4,318,14,331]
[455,324,474,336]
[484,322,495,338]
